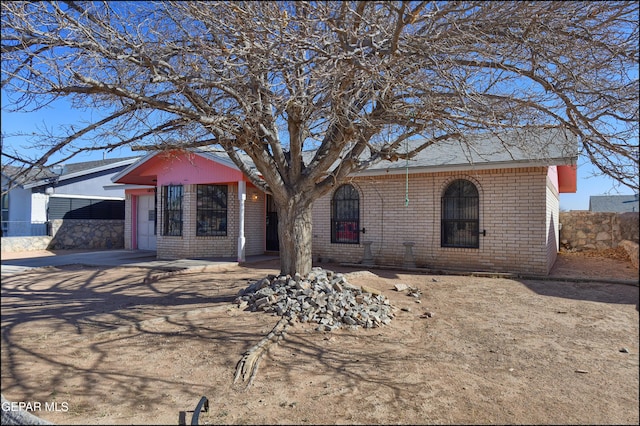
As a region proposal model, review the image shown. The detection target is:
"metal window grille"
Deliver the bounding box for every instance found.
[152,190,157,235]
[441,180,479,248]
[163,185,183,236]
[196,185,227,236]
[331,184,360,244]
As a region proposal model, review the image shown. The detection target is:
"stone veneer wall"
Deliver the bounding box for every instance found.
[619,212,640,243]
[48,219,124,250]
[559,211,639,250]
[1,219,124,252]
[1,236,52,253]
[619,240,639,270]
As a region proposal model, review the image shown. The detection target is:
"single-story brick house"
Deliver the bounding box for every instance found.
[112,129,578,275]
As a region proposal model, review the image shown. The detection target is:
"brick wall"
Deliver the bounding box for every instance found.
[155,183,264,259]
[118,168,559,274]
[245,188,266,255]
[312,167,554,275]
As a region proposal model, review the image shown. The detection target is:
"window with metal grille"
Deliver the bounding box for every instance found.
[196,184,227,236]
[331,184,360,244]
[441,179,479,248]
[163,185,183,236]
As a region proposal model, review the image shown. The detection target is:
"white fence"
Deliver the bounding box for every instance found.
[1,221,49,237]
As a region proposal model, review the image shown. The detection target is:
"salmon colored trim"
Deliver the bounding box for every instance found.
[131,195,137,249]
[126,188,156,196]
[557,165,577,193]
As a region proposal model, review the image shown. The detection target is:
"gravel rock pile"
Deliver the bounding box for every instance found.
[234,267,394,331]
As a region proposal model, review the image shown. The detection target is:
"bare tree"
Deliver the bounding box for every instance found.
[2,1,638,275]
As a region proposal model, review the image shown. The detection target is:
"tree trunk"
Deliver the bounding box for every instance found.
[277,200,313,276]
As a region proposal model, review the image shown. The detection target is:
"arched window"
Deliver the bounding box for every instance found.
[331,184,360,244]
[441,179,479,248]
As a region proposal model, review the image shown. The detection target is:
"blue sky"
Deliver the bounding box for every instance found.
[1,94,636,211]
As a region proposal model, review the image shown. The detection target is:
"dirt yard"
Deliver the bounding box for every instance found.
[1,251,638,425]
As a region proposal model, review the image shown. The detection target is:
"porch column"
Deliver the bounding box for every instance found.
[237,180,246,262]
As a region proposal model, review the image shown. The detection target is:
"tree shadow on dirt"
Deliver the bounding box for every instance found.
[1,259,446,423]
[0,264,282,422]
[2,260,637,424]
[265,328,436,403]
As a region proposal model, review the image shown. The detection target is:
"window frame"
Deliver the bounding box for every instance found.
[331,184,360,244]
[196,184,228,237]
[162,185,183,237]
[441,179,480,248]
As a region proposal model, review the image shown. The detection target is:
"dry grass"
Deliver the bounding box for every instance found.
[560,245,633,262]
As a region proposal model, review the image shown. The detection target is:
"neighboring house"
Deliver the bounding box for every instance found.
[1,157,139,236]
[1,166,51,237]
[589,194,639,213]
[113,128,578,275]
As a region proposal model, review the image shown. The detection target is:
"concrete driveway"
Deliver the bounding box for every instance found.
[1,249,277,276]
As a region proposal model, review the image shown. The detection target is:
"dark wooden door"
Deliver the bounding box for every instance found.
[265,195,279,251]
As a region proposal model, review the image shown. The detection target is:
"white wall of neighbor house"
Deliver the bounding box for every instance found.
[30,193,48,223]
[8,188,31,225]
[545,168,561,272]
[312,166,553,275]
[51,170,129,198]
[1,175,33,236]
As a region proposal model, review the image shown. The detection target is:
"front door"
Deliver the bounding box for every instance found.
[265,195,279,252]
[137,194,157,250]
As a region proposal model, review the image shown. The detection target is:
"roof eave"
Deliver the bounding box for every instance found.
[25,158,140,189]
[112,149,262,184]
[354,157,577,177]
[111,152,160,184]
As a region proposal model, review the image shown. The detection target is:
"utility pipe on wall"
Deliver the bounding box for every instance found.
[237,180,246,262]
